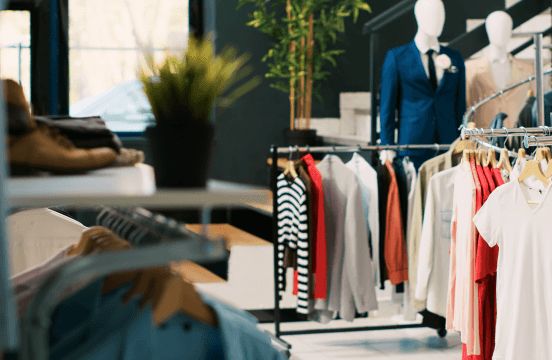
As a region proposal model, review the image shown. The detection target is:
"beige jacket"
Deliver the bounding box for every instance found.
[465,54,535,129]
[406,138,461,311]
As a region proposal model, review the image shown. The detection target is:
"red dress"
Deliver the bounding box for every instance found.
[301,154,328,299]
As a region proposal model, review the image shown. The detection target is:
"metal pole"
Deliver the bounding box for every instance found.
[369,33,378,145]
[18,43,22,84]
[271,145,282,339]
[535,33,545,126]
[0,0,20,352]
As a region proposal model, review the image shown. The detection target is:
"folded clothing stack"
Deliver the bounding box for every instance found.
[34,116,123,153]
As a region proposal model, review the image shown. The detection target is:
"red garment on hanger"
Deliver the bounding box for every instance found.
[383,160,408,284]
[301,154,328,299]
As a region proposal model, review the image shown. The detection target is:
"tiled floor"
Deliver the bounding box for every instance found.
[261,323,462,359]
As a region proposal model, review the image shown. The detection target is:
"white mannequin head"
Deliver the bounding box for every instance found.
[485,11,513,48]
[414,0,445,38]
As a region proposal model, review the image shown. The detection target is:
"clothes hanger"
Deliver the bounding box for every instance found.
[486,147,497,168]
[67,226,132,256]
[497,127,513,173]
[121,266,218,327]
[518,137,550,188]
[283,146,298,178]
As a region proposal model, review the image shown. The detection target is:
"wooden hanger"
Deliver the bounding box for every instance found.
[545,147,552,162]
[68,227,132,256]
[283,147,298,178]
[497,148,512,173]
[536,148,546,162]
[517,148,526,162]
[486,148,497,168]
[518,158,550,187]
[462,149,470,163]
[121,266,217,327]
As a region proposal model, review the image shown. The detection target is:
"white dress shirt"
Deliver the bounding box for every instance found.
[414,35,444,87]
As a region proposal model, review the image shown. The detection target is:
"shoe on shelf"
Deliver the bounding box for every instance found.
[2,79,118,174]
[3,79,35,135]
[9,124,118,174]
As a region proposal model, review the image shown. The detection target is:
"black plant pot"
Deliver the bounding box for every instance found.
[285,129,317,147]
[145,121,215,188]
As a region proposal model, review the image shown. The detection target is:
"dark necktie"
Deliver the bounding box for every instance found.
[426,49,438,91]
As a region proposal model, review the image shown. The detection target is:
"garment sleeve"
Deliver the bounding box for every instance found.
[368,170,380,287]
[472,195,501,248]
[456,54,466,129]
[446,196,458,330]
[407,172,423,293]
[343,179,374,313]
[379,50,399,146]
[414,178,436,301]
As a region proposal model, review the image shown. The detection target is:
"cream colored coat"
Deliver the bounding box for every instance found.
[465,54,535,129]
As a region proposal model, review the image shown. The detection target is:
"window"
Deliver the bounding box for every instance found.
[69,0,188,132]
[0,11,31,102]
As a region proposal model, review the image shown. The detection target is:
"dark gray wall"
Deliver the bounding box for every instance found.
[210,0,506,186]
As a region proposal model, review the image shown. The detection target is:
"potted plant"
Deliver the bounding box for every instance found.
[140,35,260,188]
[238,0,370,146]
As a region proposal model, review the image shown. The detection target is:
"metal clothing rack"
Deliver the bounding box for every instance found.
[269,143,452,343]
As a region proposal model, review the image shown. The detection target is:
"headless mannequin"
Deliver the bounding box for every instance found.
[486,11,513,90]
[380,0,445,163]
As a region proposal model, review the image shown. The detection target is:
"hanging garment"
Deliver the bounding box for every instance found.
[474,180,552,360]
[289,162,314,300]
[402,158,422,321]
[488,113,508,149]
[311,155,376,323]
[472,166,503,360]
[7,208,87,275]
[407,139,460,308]
[376,162,391,288]
[346,153,380,288]
[446,161,477,351]
[384,160,408,285]
[301,154,328,299]
[532,89,552,127]
[465,53,535,129]
[48,279,286,360]
[415,166,456,318]
[276,173,310,315]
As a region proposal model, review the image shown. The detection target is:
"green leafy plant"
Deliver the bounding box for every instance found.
[140,34,261,126]
[238,0,370,130]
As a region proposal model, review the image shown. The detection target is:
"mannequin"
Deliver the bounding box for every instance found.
[465,11,535,129]
[486,11,513,90]
[379,0,465,168]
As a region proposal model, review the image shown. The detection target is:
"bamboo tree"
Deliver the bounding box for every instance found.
[238,0,371,130]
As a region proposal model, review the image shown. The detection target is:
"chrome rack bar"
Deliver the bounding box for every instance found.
[272,144,452,154]
[471,137,519,158]
[461,127,552,139]
[524,135,552,147]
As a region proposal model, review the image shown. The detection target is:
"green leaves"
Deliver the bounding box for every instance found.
[238,0,371,101]
[139,34,261,125]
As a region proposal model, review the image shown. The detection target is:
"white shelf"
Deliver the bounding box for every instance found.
[8,163,156,197]
[9,178,270,209]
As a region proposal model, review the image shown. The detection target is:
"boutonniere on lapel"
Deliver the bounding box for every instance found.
[435,54,459,73]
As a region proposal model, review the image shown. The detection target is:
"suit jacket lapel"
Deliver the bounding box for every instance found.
[409,41,434,93]
[435,47,449,94]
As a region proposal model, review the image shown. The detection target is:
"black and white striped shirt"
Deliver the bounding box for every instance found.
[277,173,310,314]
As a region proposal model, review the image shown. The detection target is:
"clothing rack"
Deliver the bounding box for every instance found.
[269,143,452,343]
[461,126,552,140]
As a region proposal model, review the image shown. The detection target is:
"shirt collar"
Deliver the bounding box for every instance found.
[414,35,440,55]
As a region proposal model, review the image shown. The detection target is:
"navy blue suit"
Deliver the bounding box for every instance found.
[379,41,466,168]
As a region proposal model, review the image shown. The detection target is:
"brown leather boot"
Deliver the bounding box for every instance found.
[3,79,117,173]
[9,124,118,173]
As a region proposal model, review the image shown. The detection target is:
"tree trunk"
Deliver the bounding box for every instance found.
[287,0,295,130]
[305,13,314,130]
